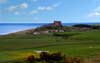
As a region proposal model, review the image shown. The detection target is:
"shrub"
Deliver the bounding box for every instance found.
[26,55,35,63]
[40,52,50,62]
[50,52,63,61]
[9,52,82,63]
[72,24,92,28]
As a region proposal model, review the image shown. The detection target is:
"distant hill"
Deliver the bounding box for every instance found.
[4,21,100,35]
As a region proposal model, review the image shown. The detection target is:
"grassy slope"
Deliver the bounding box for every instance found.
[0,31,100,62]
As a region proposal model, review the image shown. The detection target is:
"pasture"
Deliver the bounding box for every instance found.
[0,31,100,62]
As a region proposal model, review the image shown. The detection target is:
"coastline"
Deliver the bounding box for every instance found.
[0,28,35,35]
[0,23,100,35]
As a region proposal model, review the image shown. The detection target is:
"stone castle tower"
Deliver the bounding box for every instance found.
[53,21,62,27]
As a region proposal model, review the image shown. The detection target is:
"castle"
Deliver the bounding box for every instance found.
[33,21,64,35]
[53,21,62,27]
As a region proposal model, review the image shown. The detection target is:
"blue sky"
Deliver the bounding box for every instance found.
[0,0,100,23]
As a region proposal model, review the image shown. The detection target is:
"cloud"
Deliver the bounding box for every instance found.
[7,3,28,12]
[30,10,38,14]
[88,12,100,17]
[88,6,100,17]
[30,6,54,15]
[19,3,28,9]
[14,11,20,15]
[6,3,28,15]
[94,6,100,11]
[0,0,6,3]
[5,1,61,16]
[52,2,61,7]
[32,0,38,2]
[8,6,17,12]
[38,6,53,11]
[37,3,60,11]
[29,2,61,15]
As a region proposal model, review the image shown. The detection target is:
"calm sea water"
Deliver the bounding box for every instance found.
[0,23,100,35]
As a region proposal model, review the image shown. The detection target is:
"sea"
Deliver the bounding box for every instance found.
[0,23,100,35]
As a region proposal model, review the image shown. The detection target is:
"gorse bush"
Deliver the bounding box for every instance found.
[25,52,64,63]
[25,52,82,63]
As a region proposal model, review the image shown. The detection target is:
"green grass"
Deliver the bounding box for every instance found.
[0,31,100,62]
[71,31,100,40]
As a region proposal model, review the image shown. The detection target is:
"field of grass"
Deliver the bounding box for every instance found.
[0,30,100,62]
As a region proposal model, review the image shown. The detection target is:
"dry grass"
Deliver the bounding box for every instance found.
[84,54,100,63]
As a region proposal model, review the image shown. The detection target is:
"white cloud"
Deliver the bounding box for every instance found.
[14,11,20,15]
[8,6,17,12]
[37,2,61,11]
[30,2,61,15]
[8,3,28,12]
[30,6,53,15]
[88,6,100,17]
[52,2,61,7]
[6,3,29,15]
[46,6,53,10]
[19,3,28,9]
[38,6,53,11]
[96,12,100,15]
[30,10,38,14]
[5,2,61,16]
[94,6,100,11]
[32,0,38,2]
[38,6,46,10]
[0,0,6,3]
[88,12,100,17]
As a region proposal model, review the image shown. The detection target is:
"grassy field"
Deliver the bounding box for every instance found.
[0,30,100,62]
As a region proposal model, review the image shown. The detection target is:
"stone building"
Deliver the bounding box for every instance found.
[53,21,62,27]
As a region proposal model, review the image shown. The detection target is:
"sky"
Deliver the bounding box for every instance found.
[0,0,100,23]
